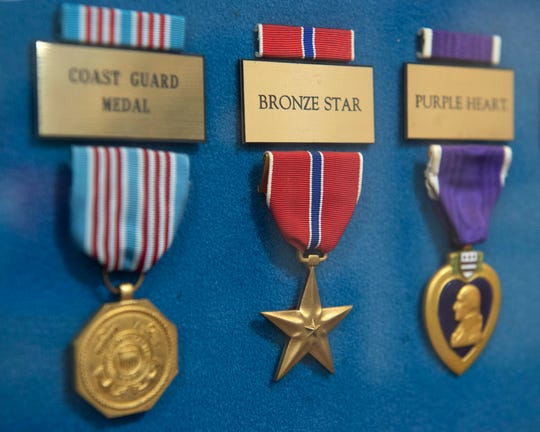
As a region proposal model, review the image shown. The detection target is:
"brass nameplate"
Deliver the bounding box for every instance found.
[241,60,374,144]
[36,42,205,141]
[405,64,514,141]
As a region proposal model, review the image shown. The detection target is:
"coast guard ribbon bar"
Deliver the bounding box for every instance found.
[61,3,185,51]
[256,24,354,62]
[417,28,501,65]
[425,145,511,246]
[71,146,190,273]
[260,151,362,253]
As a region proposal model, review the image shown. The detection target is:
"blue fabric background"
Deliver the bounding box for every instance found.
[0,1,539,430]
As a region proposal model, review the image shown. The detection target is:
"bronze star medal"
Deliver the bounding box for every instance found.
[258,151,363,380]
[262,253,352,380]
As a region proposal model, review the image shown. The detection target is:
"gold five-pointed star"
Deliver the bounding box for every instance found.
[261,266,352,380]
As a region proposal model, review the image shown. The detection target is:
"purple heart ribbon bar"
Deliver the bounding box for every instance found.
[417,28,501,65]
[425,144,512,246]
[60,3,185,51]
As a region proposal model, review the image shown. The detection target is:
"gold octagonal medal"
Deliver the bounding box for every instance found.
[74,299,178,418]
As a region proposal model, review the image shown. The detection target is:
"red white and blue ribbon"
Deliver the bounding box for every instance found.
[61,3,185,51]
[256,24,354,62]
[261,151,363,254]
[71,146,190,273]
[417,28,501,65]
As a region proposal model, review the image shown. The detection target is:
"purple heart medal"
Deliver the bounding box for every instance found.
[424,145,511,374]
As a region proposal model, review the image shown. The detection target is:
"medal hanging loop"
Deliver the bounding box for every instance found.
[102,267,145,298]
[297,251,328,268]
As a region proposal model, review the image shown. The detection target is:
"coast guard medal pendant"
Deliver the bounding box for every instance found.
[424,249,501,375]
[70,146,190,416]
[74,276,178,418]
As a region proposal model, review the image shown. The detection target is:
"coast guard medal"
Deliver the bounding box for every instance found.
[70,146,190,417]
[259,151,363,380]
[424,145,511,374]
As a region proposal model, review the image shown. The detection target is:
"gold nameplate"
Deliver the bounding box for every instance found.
[405,64,513,141]
[241,60,374,144]
[36,42,205,142]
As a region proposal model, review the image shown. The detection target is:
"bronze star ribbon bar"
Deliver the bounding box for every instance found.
[259,151,363,380]
[255,24,354,62]
[424,144,511,374]
[70,146,189,417]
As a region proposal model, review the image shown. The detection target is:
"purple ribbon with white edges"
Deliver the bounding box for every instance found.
[425,145,512,246]
[417,28,501,65]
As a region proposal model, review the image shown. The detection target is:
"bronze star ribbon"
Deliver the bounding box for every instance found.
[261,254,352,380]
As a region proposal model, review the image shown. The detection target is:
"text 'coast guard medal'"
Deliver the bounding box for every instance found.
[259,151,363,380]
[424,145,511,374]
[37,4,204,141]
[71,146,189,417]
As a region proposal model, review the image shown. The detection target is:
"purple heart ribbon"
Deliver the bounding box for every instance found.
[425,145,512,246]
[417,28,501,65]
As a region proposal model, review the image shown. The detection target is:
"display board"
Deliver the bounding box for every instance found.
[0,0,539,430]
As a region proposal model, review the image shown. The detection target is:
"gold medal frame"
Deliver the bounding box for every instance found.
[424,251,501,375]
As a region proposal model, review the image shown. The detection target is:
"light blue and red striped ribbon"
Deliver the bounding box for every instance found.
[256,24,354,62]
[261,151,363,254]
[61,3,185,51]
[71,146,190,273]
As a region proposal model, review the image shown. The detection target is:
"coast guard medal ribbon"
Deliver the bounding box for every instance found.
[71,146,189,417]
[61,3,185,51]
[423,144,511,374]
[259,151,362,380]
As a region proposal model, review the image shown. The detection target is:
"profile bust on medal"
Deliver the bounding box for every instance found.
[450,284,483,348]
